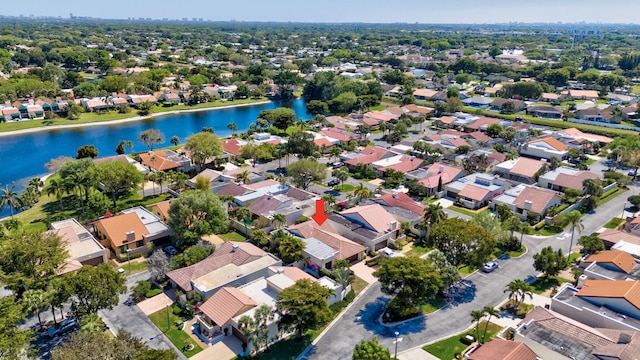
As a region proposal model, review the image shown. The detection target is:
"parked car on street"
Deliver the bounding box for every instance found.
[482,261,498,273]
[47,317,78,337]
[328,179,340,186]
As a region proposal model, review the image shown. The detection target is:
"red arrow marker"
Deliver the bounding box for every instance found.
[311,198,329,226]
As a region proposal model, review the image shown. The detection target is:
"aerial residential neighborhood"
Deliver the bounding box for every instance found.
[2,3,640,360]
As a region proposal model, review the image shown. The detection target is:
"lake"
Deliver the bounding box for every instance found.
[0,99,308,217]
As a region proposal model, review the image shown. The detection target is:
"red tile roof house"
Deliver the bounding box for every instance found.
[465,338,537,360]
[513,305,640,360]
[491,184,562,222]
[342,146,393,171]
[321,128,359,144]
[90,206,172,259]
[139,150,193,172]
[370,154,424,177]
[323,204,402,251]
[126,94,158,107]
[445,173,512,210]
[166,241,281,298]
[537,166,602,194]
[405,162,466,197]
[49,218,108,274]
[288,221,367,265]
[373,192,426,225]
[519,136,568,160]
[494,157,546,185]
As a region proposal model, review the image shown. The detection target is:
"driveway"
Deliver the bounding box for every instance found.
[303,183,636,359]
[98,270,187,359]
[351,261,378,284]
[137,292,174,316]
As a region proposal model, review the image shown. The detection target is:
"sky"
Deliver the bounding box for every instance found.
[5,0,640,24]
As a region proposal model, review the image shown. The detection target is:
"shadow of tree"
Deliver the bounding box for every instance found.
[443,279,477,308]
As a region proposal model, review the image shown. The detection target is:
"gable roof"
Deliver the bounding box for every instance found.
[222,139,243,156]
[553,171,601,191]
[344,146,390,167]
[577,280,640,311]
[529,137,567,151]
[139,150,181,171]
[341,204,398,233]
[458,184,492,202]
[374,192,425,216]
[216,182,248,196]
[166,242,268,292]
[150,200,171,220]
[467,116,500,130]
[416,162,465,189]
[513,186,559,214]
[288,221,366,261]
[199,287,257,326]
[247,194,284,216]
[467,339,537,360]
[583,251,637,274]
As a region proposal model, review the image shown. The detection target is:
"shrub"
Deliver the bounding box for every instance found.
[296,216,310,224]
[145,288,163,298]
[318,267,333,279]
[365,256,382,267]
[132,281,152,301]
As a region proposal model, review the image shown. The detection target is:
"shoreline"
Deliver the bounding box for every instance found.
[0,100,272,138]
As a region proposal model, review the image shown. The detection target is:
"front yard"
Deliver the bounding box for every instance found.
[423,321,502,360]
[148,308,203,357]
[530,276,573,295]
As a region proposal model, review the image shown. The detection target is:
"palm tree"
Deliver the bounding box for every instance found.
[22,289,47,328]
[235,207,252,236]
[236,171,250,184]
[517,221,533,250]
[170,135,180,147]
[29,177,44,195]
[322,194,336,211]
[155,171,168,194]
[425,203,446,224]
[45,177,66,212]
[563,210,584,257]
[504,279,532,309]
[227,122,238,136]
[354,183,372,202]
[333,267,353,289]
[0,185,19,219]
[470,310,485,342]
[329,146,342,163]
[332,167,349,189]
[80,313,105,333]
[272,213,286,229]
[504,216,521,241]
[237,315,257,354]
[481,306,501,343]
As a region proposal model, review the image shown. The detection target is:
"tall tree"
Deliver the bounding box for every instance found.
[561,210,584,256]
[227,122,238,136]
[22,289,47,327]
[0,185,19,219]
[481,306,501,343]
[168,190,228,248]
[0,296,32,360]
[146,250,170,282]
[138,129,165,151]
[88,160,144,207]
[533,246,568,279]
[277,234,306,264]
[51,331,177,360]
[287,158,327,190]
[76,144,99,159]
[428,218,497,269]
[470,310,485,343]
[68,263,126,315]
[45,177,67,211]
[277,279,332,340]
[235,207,252,236]
[184,132,223,170]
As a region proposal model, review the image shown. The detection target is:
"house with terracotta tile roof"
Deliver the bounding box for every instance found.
[126,94,158,107]
[373,192,425,225]
[513,305,640,359]
[538,167,601,193]
[491,184,561,221]
[599,229,640,251]
[49,218,108,274]
[287,221,366,265]
[139,150,193,172]
[148,199,171,223]
[197,287,258,340]
[446,173,512,210]
[321,128,359,144]
[406,162,466,196]
[402,103,433,116]
[520,137,568,160]
[465,338,537,360]
[556,127,613,146]
[371,154,423,175]
[166,241,281,298]
[323,204,400,251]
[90,206,171,258]
[221,138,246,157]
[577,280,640,319]
[580,250,640,282]
[466,116,501,131]
[342,146,392,171]
[489,98,526,113]
[567,89,599,101]
[494,157,546,184]
[412,88,438,101]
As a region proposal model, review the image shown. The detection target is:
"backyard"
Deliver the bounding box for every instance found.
[148,307,203,357]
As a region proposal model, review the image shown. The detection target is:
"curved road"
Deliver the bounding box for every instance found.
[303,185,634,360]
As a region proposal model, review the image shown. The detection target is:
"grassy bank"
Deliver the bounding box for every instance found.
[0,98,268,134]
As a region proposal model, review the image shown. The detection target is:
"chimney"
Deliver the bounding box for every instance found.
[577,274,588,288]
[523,200,532,210]
[125,230,135,243]
[389,221,397,231]
[439,165,444,173]
[392,192,398,198]
[232,243,239,252]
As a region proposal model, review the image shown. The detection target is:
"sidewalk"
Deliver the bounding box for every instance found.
[397,347,440,360]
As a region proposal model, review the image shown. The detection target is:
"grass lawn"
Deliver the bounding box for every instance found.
[631,85,640,95]
[423,322,502,360]
[597,187,624,206]
[255,332,315,360]
[109,259,148,276]
[458,265,474,277]
[148,308,202,357]
[352,276,369,295]
[419,295,447,314]
[530,276,573,295]
[448,205,476,217]
[219,231,246,242]
[506,245,527,258]
[406,244,431,257]
[604,217,625,229]
[334,184,355,192]
[535,225,563,236]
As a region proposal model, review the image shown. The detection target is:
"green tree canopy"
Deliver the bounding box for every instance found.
[69,263,126,315]
[533,246,568,279]
[88,160,144,207]
[352,337,391,360]
[258,107,296,130]
[286,158,327,190]
[51,331,176,360]
[428,218,497,269]
[137,129,165,151]
[184,131,223,170]
[167,190,228,248]
[277,279,332,339]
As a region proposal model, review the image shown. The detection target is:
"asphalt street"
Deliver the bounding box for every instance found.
[304,180,636,360]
